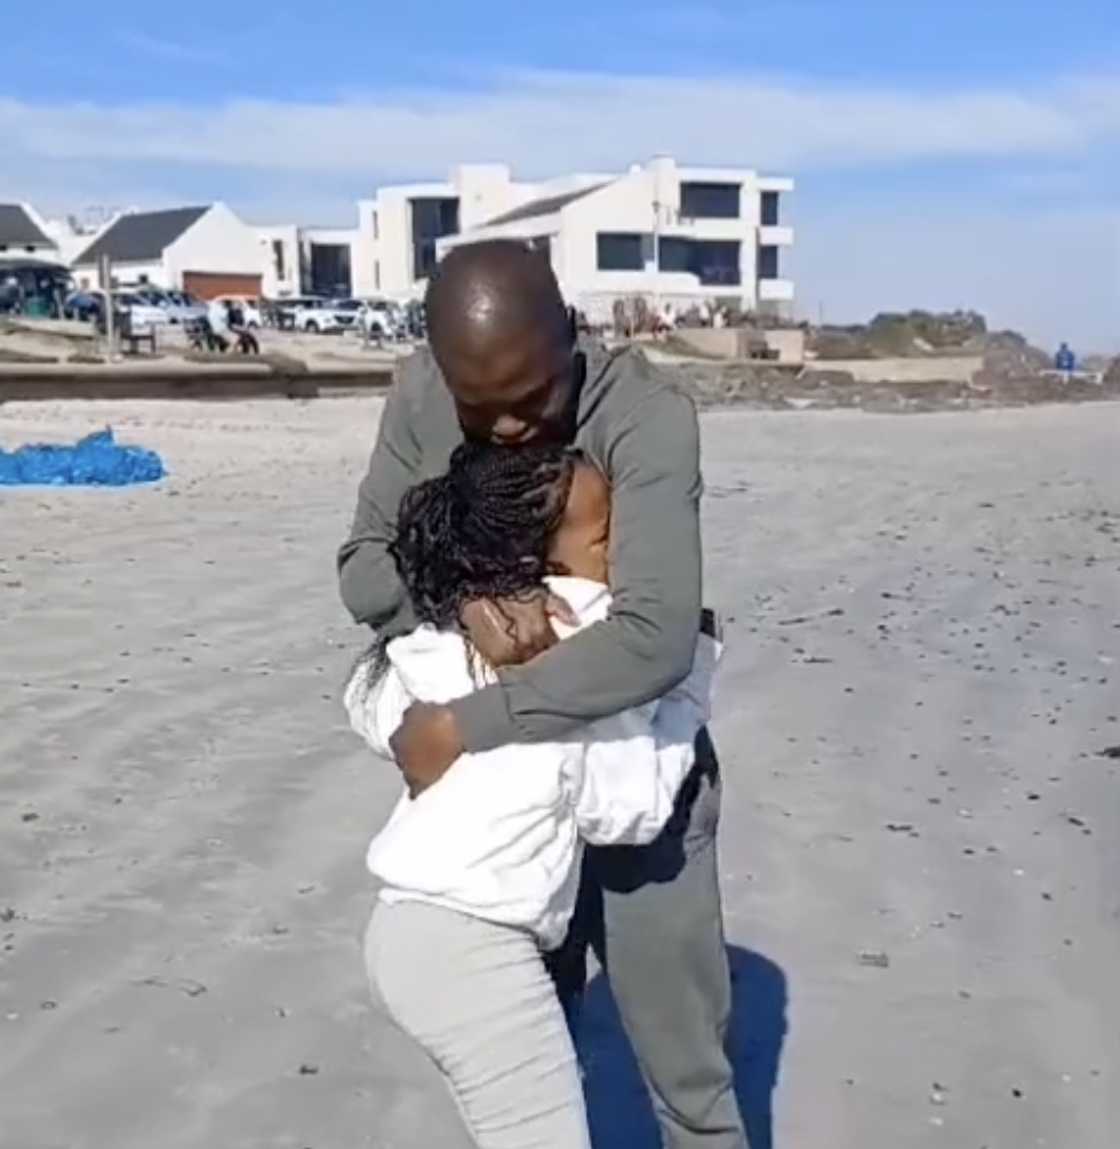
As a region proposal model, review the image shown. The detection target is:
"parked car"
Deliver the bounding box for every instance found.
[328,298,364,331]
[270,296,323,331]
[63,290,104,322]
[355,298,403,339]
[163,291,207,325]
[112,291,170,330]
[212,295,263,329]
[117,285,206,325]
[291,299,343,333]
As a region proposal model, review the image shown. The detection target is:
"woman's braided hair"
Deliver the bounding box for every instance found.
[389,440,576,631]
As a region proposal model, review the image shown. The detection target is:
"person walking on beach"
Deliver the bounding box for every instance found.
[339,241,746,1148]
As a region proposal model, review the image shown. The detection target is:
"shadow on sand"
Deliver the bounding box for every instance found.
[577,946,788,1149]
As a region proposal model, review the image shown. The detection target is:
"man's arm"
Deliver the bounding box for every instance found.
[337,357,424,631]
[450,380,703,753]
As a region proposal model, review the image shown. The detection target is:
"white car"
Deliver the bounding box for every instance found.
[212,295,263,329]
[356,298,402,339]
[291,301,342,333]
[111,291,170,330]
[163,291,207,325]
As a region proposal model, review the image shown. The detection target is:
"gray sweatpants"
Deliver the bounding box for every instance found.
[546,731,746,1148]
[365,900,592,1149]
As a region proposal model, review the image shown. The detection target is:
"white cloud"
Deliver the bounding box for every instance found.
[2,68,1117,349]
[1,70,1118,177]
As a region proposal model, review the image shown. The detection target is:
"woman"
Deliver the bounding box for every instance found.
[346,441,720,1149]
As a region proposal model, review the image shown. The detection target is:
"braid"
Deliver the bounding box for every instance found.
[390,441,575,631]
[350,441,574,700]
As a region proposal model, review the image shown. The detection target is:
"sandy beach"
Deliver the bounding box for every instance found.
[1,396,1117,1149]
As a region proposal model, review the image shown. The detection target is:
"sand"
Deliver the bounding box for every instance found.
[1,397,1118,1149]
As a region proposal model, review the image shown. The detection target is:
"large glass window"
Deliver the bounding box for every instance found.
[679,182,740,219]
[758,245,780,280]
[596,232,647,271]
[760,191,780,227]
[410,198,460,281]
[659,238,741,286]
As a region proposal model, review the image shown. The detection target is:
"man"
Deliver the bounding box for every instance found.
[339,241,745,1148]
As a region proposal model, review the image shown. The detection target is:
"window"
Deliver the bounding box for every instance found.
[372,211,379,241]
[596,232,646,271]
[679,182,740,220]
[410,197,460,281]
[758,245,780,280]
[760,191,780,227]
[308,243,353,297]
[272,239,286,281]
[659,238,741,286]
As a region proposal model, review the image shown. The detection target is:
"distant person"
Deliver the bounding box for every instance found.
[206,297,232,351]
[339,241,746,1148]
[1055,342,1076,376]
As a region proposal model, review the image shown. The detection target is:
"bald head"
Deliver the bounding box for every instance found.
[424,241,579,447]
[426,240,568,351]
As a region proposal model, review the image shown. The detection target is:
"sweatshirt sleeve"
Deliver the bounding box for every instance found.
[449,377,703,752]
[343,658,413,760]
[337,358,424,632]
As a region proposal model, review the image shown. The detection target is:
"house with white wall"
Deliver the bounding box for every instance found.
[349,164,593,299]
[435,157,794,322]
[339,157,793,318]
[0,204,60,260]
[71,203,264,298]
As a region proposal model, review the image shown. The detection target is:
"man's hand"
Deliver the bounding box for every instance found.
[390,702,465,797]
[459,591,578,668]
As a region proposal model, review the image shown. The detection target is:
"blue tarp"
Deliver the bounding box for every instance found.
[0,428,166,486]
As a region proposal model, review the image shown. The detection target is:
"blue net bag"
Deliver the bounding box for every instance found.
[0,427,166,486]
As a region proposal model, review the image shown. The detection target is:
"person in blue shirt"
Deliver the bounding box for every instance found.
[1055,342,1076,374]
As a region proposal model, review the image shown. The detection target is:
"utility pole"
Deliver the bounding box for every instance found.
[98,254,116,361]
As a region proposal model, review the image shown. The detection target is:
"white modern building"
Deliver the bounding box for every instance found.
[256,224,300,298]
[340,156,794,319]
[71,203,264,298]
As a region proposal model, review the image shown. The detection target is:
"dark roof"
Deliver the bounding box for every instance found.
[484,184,606,227]
[0,204,54,248]
[74,206,209,265]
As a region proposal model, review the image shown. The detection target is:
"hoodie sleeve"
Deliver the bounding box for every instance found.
[343,658,413,760]
[574,635,720,846]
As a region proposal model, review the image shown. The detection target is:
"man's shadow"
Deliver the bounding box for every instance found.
[576,946,788,1149]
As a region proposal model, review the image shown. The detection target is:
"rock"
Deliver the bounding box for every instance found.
[857,950,890,968]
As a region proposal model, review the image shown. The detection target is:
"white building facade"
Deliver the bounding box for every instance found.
[71,203,264,298]
[340,157,794,319]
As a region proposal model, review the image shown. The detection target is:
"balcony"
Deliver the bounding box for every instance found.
[758,225,794,247]
[758,278,794,303]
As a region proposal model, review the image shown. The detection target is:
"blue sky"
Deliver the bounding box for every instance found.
[3,1,1118,348]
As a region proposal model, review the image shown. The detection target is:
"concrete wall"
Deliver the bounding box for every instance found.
[671,327,805,365]
[164,204,262,289]
[808,355,982,383]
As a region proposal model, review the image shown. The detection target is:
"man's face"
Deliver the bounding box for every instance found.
[440,320,577,447]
